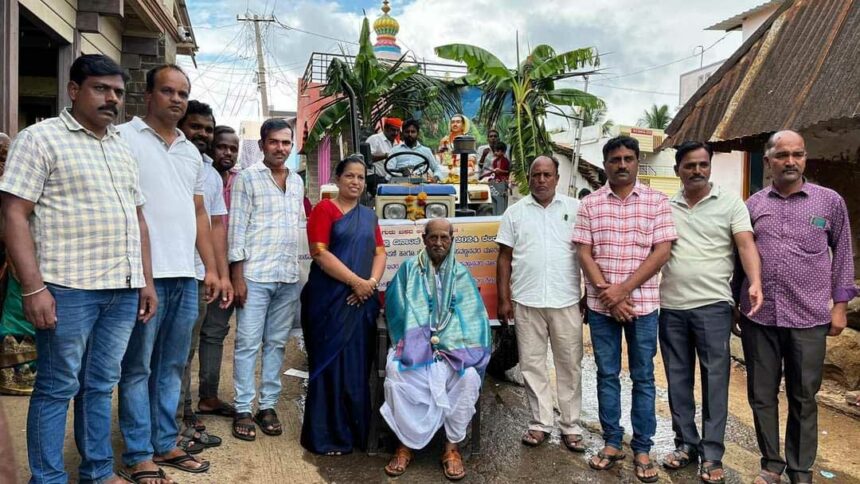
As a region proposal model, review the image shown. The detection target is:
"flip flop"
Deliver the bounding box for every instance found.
[154,452,210,474]
[521,429,549,447]
[562,434,587,452]
[589,450,626,471]
[634,458,659,483]
[117,467,169,484]
[197,400,236,417]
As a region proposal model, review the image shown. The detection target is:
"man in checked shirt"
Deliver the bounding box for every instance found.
[228,118,304,441]
[737,130,857,484]
[573,135,677,483]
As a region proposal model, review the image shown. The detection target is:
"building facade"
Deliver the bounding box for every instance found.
[0,0,197,136]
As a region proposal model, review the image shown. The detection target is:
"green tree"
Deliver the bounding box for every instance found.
[435,43,604,193]
[637,104,673,130]
[305,18,460,152]
[580,105,614,136]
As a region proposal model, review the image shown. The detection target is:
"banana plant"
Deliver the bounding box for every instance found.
[304,17,460,152]
[435,43,604,193]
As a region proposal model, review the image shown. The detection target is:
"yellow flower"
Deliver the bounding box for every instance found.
[405,195,416,203]
[417,192,428,201]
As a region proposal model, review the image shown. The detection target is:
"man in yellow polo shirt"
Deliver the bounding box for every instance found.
[658,141,763,484]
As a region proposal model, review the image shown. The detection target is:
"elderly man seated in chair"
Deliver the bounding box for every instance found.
[382,218,491,481]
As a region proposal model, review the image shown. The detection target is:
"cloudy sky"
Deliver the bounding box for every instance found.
[182,0,762,131]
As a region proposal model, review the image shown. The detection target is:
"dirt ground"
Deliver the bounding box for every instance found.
[3,327,860,483]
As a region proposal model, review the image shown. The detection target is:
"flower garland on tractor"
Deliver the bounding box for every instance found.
[405,191,428,220]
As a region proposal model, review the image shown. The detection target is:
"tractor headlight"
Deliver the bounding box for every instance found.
[383,203,407,219]
[425,203,448,219]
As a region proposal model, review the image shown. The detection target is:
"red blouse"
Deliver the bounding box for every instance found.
[307,199,384,256]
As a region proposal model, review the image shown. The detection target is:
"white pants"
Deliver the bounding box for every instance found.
[380,349,482,449]
[514,303,584,435]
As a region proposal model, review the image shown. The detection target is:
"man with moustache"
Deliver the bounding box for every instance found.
[1,54,156,484]
[118,64,221,480]
[496,156,586,453]
[388,119,443,180]
[229,118,304,441]
[573,136,676,483]
[659,141,763,483]
[196,125,241,418]
[738,131,856,484]
[177,101,232,440]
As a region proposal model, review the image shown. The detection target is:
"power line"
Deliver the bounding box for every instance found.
[601,33,730,81]
[273,16,358,45]
[590,83,678,97]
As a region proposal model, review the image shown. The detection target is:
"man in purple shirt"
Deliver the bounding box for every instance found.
[739,130,857,484]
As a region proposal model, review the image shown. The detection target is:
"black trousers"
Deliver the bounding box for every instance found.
[740,316,828,483]
[659,302,732,462]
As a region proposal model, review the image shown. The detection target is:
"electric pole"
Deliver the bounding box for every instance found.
[237,14,275,118]
[569,75,589,196]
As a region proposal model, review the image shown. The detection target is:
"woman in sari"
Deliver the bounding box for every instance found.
[300,155,387,455]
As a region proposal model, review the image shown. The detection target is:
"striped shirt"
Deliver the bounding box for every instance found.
[228,163,304,283]
[572,182,677,316]
[0,109,145,289]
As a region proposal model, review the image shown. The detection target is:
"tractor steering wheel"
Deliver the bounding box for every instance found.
[383,150,432,178]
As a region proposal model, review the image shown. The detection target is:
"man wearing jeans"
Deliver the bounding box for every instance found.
[118,64,221,480]
[573,136,676,483]
[229,118,303,441]
[738,131,856,484]
[177,101,232,436]
[659,141,763,483]
[1,54,156,484]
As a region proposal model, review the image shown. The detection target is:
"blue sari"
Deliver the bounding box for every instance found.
[300,205,380,455]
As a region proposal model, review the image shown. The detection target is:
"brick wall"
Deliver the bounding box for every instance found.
[120,37,167,121]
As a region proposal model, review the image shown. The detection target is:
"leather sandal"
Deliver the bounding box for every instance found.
[384,446,413,477]
[441,447,466,481]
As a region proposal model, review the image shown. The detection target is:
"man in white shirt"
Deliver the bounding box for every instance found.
[388,119,443,181]
[117,65,222,480]
[366,117,401,188]
[177,100,233,439]
[496,156,586,452]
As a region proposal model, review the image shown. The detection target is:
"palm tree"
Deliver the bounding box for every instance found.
[435,43,604,193]
[304,18,460,152]
[637,104,673,130]
[580,105,614,136]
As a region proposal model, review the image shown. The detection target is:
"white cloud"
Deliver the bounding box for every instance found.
[184,0,762,129]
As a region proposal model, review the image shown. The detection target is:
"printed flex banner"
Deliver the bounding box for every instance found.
[298,217,501,320]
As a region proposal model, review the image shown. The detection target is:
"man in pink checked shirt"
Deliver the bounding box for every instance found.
[573,135,677,483]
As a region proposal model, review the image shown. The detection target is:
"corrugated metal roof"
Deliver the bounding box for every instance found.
[665,0,860,150]
[706,0,786,31]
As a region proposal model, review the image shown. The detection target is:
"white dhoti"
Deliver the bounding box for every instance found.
[380,349,482,450]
